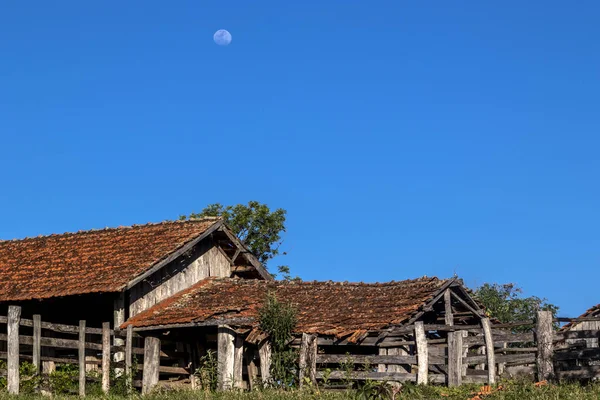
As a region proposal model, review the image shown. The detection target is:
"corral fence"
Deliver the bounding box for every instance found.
[0,306,191,395]
[297,311,600,388]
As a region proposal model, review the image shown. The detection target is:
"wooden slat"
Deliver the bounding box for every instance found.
[19,318,109,336]
[554,348,600,361]
[316,370,417,382]
[448,331,464,387]
[554,330,600,341]
[464,353,536,365]
[317,354,417,365]
[444,290,453,326]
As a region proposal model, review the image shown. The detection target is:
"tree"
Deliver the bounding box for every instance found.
[474,283,559,328]
[180,201,292,278]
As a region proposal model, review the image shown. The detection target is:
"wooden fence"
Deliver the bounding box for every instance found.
[298,311,600,387]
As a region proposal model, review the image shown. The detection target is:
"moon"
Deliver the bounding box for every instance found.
[213,29,232,46]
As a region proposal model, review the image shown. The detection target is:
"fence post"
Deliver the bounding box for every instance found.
[33,314,41,375]
[142,336,161,394]
[258,339,272,384]
[448,330,464,387]
[79,320,86,396]
[536,310,554,381]
[7,305,21,395]
[233,335,244,389]
[102,322,111,393]
[125,325,133,385]
[217,326,235,390]
[415,321,428,385]
[481,318,496,384]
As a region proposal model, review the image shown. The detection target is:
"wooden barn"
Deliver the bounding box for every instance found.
[0,219,493,392]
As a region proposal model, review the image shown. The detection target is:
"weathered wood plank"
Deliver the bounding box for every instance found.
[464,353,536,365]
[32,315,41,374]
[481,318,496,384]
[536,311,554,381]
[316,370,417,382]
[415,321,428,385]
[142,336,160,394]
[7,306,20,395]
[317,354,417,365]
[448,330,464,387]
[102,322,110,393]
[79,320,86,397]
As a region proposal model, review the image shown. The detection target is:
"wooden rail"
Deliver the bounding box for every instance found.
[306,312,600,387]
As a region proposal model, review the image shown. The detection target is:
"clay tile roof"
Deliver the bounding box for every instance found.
[123,276,449,337]
[0,219,221,302]
[561,304,600,331]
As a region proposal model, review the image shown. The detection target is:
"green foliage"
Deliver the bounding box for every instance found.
[474,283,559,330]
[258,292,298,388]
[181,201,287,273]
[339,354,355,388]
[354,381,396,400]
[48,363,79,395]
[195,350,219,392]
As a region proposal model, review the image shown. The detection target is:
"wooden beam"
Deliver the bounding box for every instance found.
[218,226,273,281]
[444,290,454,326]
[142,336,161,394]
[7,306,20,395]
[217,326,235,390]
[415,321,428,385]
[481,318,496,384]
[102,322,110,393]
[32,314,41,374]
[536,311,554,381]
[450,290,483,318]
[79,320,86,396]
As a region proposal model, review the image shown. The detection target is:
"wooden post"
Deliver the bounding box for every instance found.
[233,335,244,389]
[79,320,86,396]
[7,305,21,395]
[299,334,317,386]
[481,318,496,384]
[102,322,110,393]
[125,325,133,376]
[113,294,125,377]
[217,326,235,390]
[258,339,272,384]
[498,343,507,376]
[142,336,161,394]
[414,321,428,385]
[33,314,41,375]
[536,310,554,381]
[444,290,454,326]
[448,330,464,387]
[245,348,258,390]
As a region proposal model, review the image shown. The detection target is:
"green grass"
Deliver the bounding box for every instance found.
[0,382,599,400]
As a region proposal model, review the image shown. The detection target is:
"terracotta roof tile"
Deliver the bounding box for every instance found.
[0,219,220,301]
[123,276,448,337]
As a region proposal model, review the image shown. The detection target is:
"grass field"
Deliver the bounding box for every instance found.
[0,382,599,399]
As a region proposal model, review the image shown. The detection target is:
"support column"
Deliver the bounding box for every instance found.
[414,322,428,385]
[217,326,235,390]
[258,339,272,384]
[7,305,21,395]
[113,293,126,376]
[142,336,161,394]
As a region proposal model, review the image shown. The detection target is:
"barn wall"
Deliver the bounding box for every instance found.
[128,238,231,317]
[567,321,600,348]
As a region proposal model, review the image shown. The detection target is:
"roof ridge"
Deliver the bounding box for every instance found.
[0,218,222,243]
[209,276,445,287]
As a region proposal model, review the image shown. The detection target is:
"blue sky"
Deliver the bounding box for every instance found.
[0,1,598,316]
